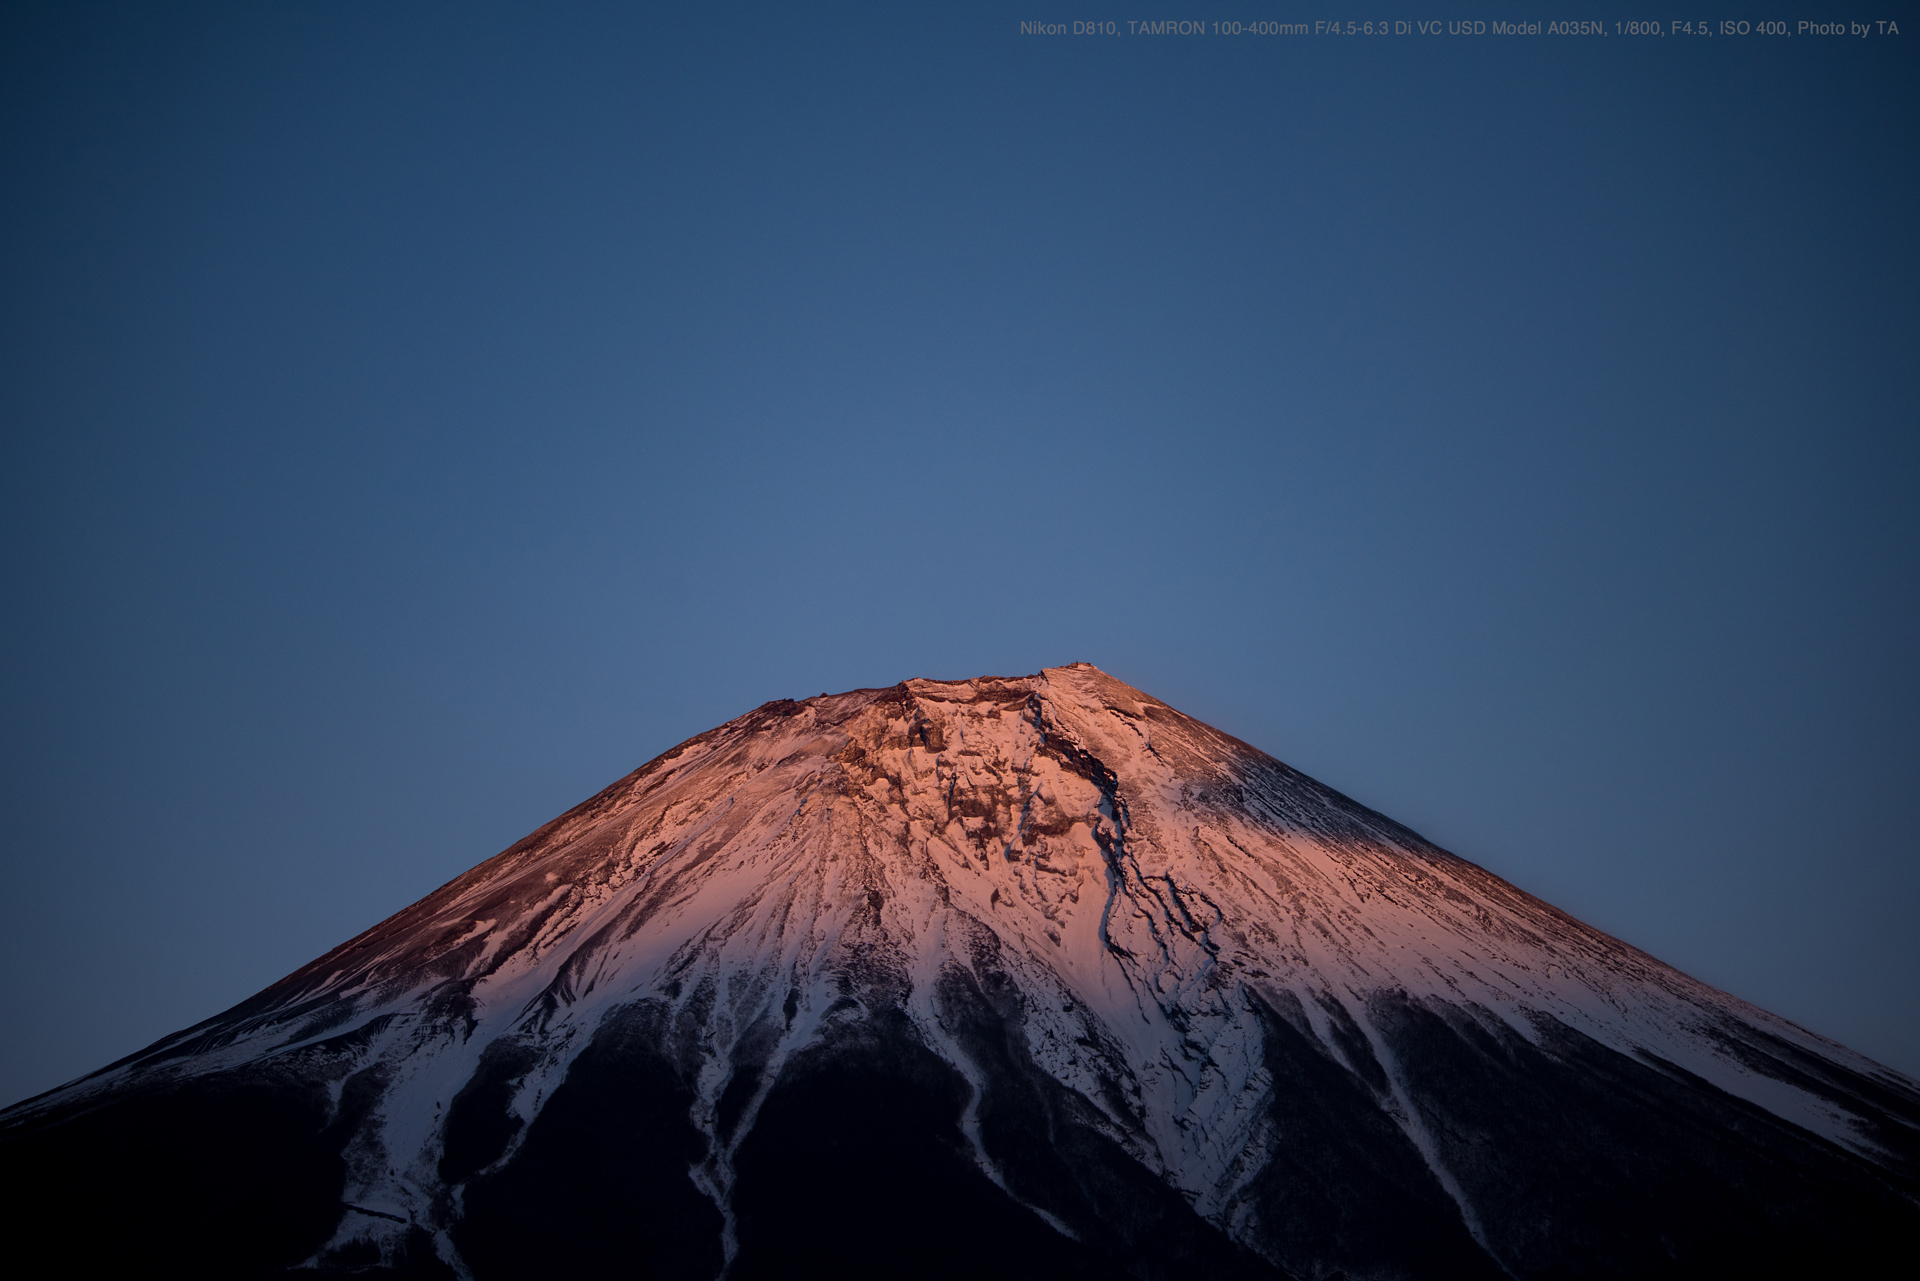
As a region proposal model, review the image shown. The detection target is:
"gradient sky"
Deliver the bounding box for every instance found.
[2,2,1914,1106]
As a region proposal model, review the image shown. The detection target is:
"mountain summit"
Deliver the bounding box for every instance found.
[6,664,1916,1278]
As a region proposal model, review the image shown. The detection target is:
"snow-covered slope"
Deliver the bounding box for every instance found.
[6,664,1916,1279]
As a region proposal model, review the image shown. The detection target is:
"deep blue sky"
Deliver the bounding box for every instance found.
[3,3,1914,1106]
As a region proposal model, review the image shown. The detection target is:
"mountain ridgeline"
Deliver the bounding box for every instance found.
[5,664,1916,1279]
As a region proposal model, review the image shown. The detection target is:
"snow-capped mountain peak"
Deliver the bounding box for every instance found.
[7,664,1915,1280]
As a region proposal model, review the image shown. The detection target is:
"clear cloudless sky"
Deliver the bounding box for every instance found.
[2,2,1914,1106]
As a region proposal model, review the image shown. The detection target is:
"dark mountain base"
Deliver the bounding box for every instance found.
[1241,989,1505,1280]
[450,1004,722,1281]
[1,1070,352,1278]
[9,984,1916,1281]
[1366,992,1920,1280]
